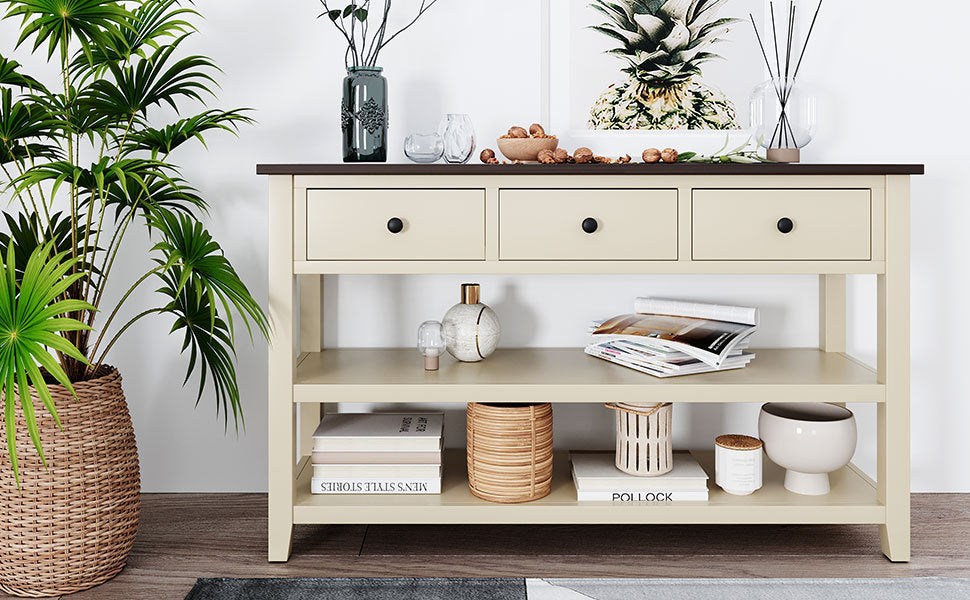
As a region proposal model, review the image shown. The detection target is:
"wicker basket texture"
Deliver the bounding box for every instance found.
[466,403,553,503]
[607,402,674,477]
[0,367,140,597]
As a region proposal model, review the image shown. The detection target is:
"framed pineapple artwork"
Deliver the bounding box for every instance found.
[541,0,767,154]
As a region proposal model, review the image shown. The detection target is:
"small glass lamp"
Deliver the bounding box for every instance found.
[417,320,446,371]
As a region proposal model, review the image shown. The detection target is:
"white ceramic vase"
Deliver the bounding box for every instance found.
[758,402,857,496]
[441,283,500,362]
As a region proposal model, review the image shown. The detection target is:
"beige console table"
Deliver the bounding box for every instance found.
[257,163,922,563]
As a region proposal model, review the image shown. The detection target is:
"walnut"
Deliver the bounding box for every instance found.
[661,148,679,163]
[574,147,594,164]
[508,126,529,138]
[618,154,631,164]
[642,148,661,163]
[480,148,496,163]
[553,148,569,163]
[486,157,500,164]
[593,155,613,164]
[529,123,546,137]
[537,149,556,164]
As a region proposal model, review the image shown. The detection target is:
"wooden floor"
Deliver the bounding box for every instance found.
[4,493,968,600]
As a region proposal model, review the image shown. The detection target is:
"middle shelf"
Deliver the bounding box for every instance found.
[293,348,883,404]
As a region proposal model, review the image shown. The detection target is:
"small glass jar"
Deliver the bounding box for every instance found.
[403,133,444,164]
[749,78,816,163]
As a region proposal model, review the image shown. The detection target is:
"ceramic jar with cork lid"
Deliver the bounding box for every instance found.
[715,434,764,496]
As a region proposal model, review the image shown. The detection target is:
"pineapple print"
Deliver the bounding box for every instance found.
[587,0,740,130]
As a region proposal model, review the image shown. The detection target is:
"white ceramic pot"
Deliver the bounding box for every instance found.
[758,403,857,496]
[441,283,500,362]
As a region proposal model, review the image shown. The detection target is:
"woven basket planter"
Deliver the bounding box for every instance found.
[0,367,140,597]
[606,402,673,477]
[466,402,553,503]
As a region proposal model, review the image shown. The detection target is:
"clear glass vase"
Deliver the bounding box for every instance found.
[749,78,816,163]
[342,67,388,162]
[438,114,476,164]
[403,132,444,163]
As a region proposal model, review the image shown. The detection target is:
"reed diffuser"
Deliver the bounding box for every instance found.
[749,1,823,163]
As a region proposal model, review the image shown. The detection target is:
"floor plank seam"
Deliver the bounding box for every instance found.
[358,525,369,557]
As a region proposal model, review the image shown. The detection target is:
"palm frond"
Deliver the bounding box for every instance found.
[124,109,255,158]
[0,87,58,165]
[105,174,207,221]
[0,54,46,90]
[70,0,199,78]
[1,0,131,63]
[0,242,92,486]
[148,208,269,344]
[83,36,219,118]
[0,211,98,281]
[158,280,242,429]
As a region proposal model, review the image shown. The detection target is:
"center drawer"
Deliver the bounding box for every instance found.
[306,189,485,260]
[499,189,678,260]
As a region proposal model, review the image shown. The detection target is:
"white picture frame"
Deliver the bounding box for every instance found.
[540,0,770,155]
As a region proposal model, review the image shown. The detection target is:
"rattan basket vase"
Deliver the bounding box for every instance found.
[466,403,553,503]
[0,367,140,598]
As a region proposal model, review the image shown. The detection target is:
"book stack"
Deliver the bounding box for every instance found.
[310,413,443,495]
[570,451,709,502]
[585,297,758,377]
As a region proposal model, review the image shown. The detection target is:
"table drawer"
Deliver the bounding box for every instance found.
[306,189,485,260]
[692,189,871,261]
[499,189,678,260]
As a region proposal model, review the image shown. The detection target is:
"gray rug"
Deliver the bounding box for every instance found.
[533,578,970,600]
[185,577,970,600]
[184,578,526,600]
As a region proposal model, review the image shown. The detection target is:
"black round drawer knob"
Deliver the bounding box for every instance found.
[582,217,599,234]
[777,217,794,234]
[387,217,404,234]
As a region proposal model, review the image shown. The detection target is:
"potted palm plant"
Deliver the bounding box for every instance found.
[0,1,267,596]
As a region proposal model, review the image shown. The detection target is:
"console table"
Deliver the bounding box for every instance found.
[257,163,922,563]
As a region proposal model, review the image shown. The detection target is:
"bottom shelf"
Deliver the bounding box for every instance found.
[292,449,883,526]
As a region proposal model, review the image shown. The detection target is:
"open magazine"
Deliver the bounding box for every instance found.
[586,298,758,376]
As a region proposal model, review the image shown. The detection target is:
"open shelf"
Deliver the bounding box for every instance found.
[292,449,884,526]
[293,348,883,404]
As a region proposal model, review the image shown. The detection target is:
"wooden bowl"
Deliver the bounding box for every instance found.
[496,137,558,162]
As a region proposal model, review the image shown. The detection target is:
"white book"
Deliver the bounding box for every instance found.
[311,450,441,465]
[312,464,441,479]
[310,477,441,495]
[571,452,709,492]
[312,413,443,452]
[576,490,709,502]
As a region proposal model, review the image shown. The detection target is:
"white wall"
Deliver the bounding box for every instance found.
[2,1,967,492]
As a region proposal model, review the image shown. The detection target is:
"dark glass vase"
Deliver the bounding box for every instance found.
[341,66,387,162]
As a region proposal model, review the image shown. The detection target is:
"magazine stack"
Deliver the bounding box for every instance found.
[585,298,758,377]
[310,413,443,494]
